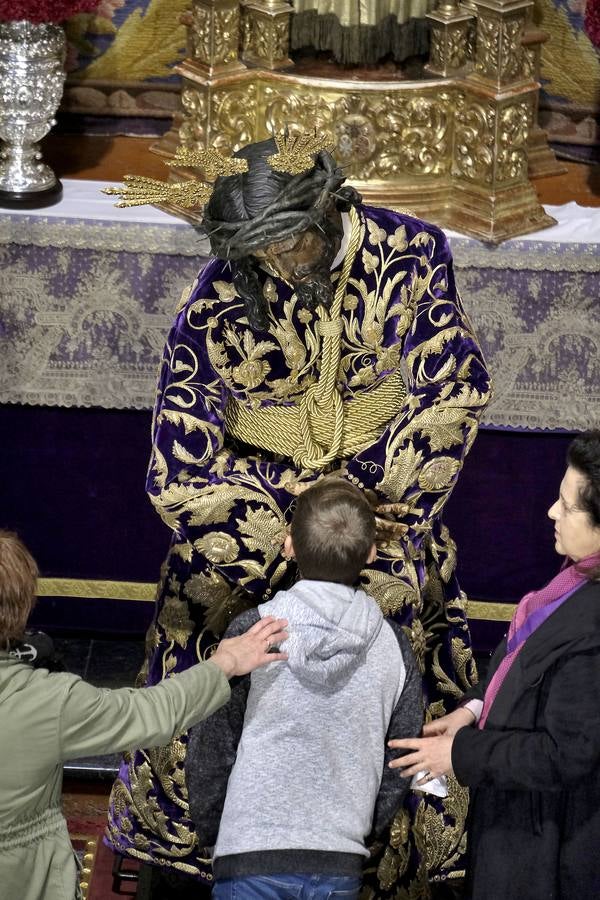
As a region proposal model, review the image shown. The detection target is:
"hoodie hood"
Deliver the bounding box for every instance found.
[259,580,383,687]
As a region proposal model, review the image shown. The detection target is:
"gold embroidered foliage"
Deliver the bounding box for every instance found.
[157,594,195,649]
[267,129,335,175]
[236,506,286,557]
[414,775,469,877]
[418,455,461,491]
[194,531,239,564]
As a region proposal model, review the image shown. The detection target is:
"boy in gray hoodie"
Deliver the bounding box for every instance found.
[186,479,423,900]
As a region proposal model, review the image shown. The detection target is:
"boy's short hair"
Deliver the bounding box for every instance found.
[291,479,375,585]
[0,531,38,648]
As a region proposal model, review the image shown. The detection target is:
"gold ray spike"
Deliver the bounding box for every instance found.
[102,175,212,209]
[167,147,249,179]
[267,130,335,175]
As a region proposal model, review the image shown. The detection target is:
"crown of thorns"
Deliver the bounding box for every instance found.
[102,131,335,209]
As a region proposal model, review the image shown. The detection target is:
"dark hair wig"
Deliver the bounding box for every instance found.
[201,138,361,329]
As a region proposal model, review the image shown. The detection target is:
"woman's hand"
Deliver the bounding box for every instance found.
[209,616,288,678]
[388,735,454,784]
[422,706,476,738]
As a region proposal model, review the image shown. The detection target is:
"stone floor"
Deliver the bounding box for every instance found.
[57,635,145,779]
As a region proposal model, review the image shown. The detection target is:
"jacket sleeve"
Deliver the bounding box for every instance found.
[452,647,600,791]
[345,225,491,554]
[147,268,313,600]
[185,608,260,846]
[371,623,424,836]
[58,660,230,762]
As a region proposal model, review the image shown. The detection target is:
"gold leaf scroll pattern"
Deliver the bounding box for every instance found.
[155,476,291,589]
[499,17,527,82]
[475,16,500,80]
[109,752,208,871]
[375,772,469,891]
[189,4,240,66]
[496,100,531,184]
[454,100,496,183]
[430,23,469,71]
[262,86,455,181]
[179,88,208,147]
[149,330,296,605]
[414,774,469,878]
[202,287,321,404]
[340,218,416,392]
[242,11,290,62]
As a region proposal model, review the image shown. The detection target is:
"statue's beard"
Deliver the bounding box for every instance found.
[294,270,334,311]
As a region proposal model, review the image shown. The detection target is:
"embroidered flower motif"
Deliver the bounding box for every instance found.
[375,344,401,374]
[184,570,249,636]
[213,280,238,302]
[395,307,413,339]
[263,278,277,302]
[232,359,271,389]
[408,618,427,674]
[194,532,239,564]
[366,218,387,245]
[297,308,313,323]
[387,225,408,252]
[343,296,358,311]
[418,456,461,491]
[157,595,194,649]
[362,249,379,274]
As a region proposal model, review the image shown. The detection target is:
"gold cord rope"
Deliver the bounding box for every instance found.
[224,206,407,470]
[294,205,361,469]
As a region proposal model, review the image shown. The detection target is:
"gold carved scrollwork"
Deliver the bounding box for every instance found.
[500,19,526,81]
[262,87,456,180]
[496,100,530,183]
[475,16,500,80]
[454,100,496,184]
[209,83,259,152]
[179,87,208,147]
[241,2,292,69]
[427,14,473,77]
[187,1,241,71]
[430,24,469,70]
[474,9,528,85]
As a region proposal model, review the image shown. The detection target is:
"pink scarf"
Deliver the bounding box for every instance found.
[478,555,598,729]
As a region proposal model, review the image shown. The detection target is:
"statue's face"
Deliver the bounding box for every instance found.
[252,206,343,310]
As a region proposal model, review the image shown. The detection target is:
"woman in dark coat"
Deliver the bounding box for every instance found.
[389,430,600,900]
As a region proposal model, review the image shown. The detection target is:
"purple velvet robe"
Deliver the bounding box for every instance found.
[106,205,491,894]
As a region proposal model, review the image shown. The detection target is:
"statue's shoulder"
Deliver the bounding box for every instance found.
[359,202,448,244]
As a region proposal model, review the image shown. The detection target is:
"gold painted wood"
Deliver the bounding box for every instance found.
[150,0,561,241]
[38,578,156,602]
[37,576,517,622]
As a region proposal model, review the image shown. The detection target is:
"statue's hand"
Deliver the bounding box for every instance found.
[373,501,410,542]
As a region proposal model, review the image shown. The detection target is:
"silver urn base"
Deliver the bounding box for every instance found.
[0,21,66,208]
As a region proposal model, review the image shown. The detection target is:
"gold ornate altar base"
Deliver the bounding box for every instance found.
[153,0,558,244]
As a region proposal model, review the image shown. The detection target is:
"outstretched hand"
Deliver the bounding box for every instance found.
[210,616,288,679]
[422,706,476,737]
[387,735,454,785]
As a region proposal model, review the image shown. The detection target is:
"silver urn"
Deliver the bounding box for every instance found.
[0,20,66,208]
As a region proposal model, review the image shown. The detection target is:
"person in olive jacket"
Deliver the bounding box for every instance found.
[389,430,600,900]
[0,530,287,900]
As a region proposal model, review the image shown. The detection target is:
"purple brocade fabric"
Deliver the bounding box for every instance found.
[105,205,491,894]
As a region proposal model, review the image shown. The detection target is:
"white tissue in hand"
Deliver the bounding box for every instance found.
[410,771,448,797]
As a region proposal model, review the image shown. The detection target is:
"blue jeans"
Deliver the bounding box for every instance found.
[212,873,361,899]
